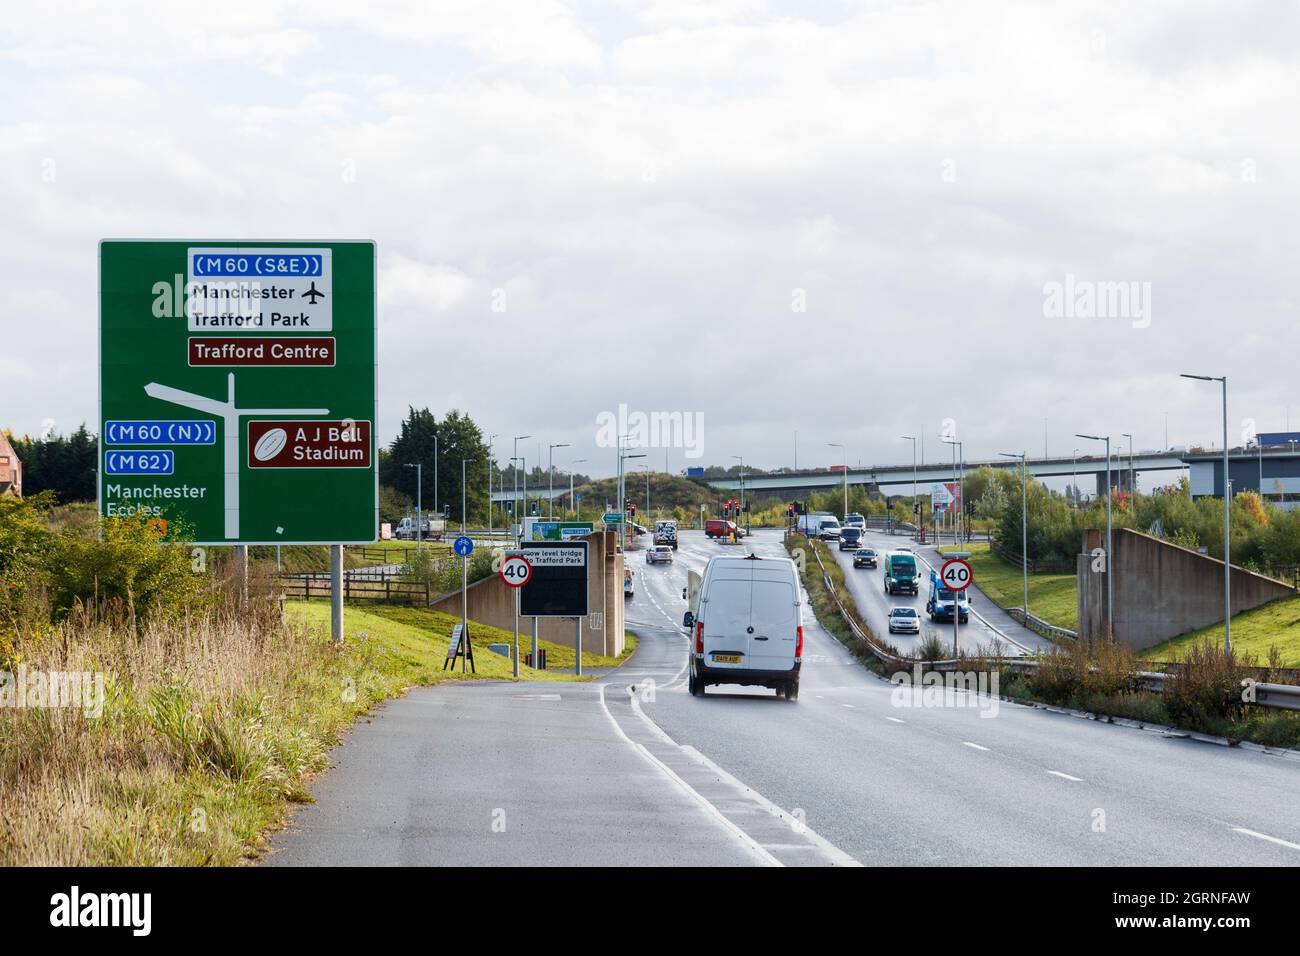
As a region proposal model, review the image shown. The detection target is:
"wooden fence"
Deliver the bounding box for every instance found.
[345,545,420,565]
[277,574,430,605]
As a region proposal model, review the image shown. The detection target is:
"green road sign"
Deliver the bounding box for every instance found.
[523,519,595,541]
[602,512,625,525]
[99,240,377,544]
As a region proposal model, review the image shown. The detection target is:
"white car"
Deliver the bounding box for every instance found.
[689,555,803,700]
[646,545,674,564]
[887,606,921,634]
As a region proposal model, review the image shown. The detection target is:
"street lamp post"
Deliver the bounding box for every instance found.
[1122,433,1134,498]
[620,441,646,549]
[1000,452,1028,620]
[403,462,422,550]
[1077,433,1113,638]
[487,434,498,533]
[1180,374,1231,652]
[1072,448,1079,508]
[548,442,570,518]
[828,443,847,518]
[732,455,748,532]
[513,435,531,537]
[942,438,963,544]
[570,458,587,520]
[1256,438,1263,497]
[901,436,918,529]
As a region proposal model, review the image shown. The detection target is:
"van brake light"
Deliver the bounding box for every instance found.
[795,625,804,658]
[695,620,704,654]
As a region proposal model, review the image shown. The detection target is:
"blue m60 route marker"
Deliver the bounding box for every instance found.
[454,535,474,557]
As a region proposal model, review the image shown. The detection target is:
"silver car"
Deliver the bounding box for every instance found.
[646,545,674,564]
[887,606,921,634]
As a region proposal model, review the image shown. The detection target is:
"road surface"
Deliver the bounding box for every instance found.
[268,530,1300,866]
[821,527,1056,657]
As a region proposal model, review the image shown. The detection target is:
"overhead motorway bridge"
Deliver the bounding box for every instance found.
[705,451,1192,496]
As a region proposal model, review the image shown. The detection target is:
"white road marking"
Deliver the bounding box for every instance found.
[597,685,781,867]
[1231,827,1300,852]
[841,703,855,709]
[962,741,990,751]
[621,684,860,867]
[1047,770,1083,782]
[885,716,905,723]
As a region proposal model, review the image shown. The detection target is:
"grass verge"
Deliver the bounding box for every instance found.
[939,541,1078,631]
[0,596,629,866]
[1143,593,1300,668]
[784,534,894,676]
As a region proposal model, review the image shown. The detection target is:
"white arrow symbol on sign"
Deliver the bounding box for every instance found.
[145,372,327,539]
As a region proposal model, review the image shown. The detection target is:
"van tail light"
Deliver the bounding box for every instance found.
[695,620,705,654]
[795,625,804,658]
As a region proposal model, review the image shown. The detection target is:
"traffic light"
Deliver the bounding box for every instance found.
[443,503,451,518]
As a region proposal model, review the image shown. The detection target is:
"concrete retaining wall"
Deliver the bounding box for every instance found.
[429,531,625,657]
[1077,527,1293,650]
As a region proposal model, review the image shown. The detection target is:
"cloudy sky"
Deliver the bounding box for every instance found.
[3,0,1299,478]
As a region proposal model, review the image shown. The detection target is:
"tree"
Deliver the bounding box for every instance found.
[378,485,413,526]
[382,407,490,525]
[10,425,98,503]
[383,407,439,517]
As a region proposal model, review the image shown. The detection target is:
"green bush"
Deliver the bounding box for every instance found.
[1164,639,1255,728]
[0,493,57,649]
[915,632,946,661]
[44,513,199,623]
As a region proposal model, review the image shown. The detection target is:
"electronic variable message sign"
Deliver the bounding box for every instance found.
[99,241,377,544]
[520,541,589,617]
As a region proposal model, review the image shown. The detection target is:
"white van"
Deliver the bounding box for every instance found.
[796,512,833,536]
[689,555,804,700]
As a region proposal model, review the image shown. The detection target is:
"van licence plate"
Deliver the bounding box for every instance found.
[712,654,742,664]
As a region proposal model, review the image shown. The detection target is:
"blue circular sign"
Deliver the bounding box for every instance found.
[453,535,474,557]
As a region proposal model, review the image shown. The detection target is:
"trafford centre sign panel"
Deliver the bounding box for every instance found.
[99,241,377,544]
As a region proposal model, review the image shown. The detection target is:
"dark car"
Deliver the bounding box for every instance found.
[838,527,864,551]
[853,548,877,569]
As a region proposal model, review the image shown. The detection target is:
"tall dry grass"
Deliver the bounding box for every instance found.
[0,563,360,865]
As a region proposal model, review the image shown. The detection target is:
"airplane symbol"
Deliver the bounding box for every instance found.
[304,281,325,304]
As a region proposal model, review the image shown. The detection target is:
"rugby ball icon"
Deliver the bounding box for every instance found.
[253,427,289,462]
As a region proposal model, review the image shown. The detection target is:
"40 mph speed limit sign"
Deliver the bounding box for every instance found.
[500,553,533,588]
[940,558,973,591]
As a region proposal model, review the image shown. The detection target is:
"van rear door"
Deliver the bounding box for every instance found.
[701,576,753,669]
[746,568,799,672]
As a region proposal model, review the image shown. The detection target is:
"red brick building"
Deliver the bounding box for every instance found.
[0,431,22,497]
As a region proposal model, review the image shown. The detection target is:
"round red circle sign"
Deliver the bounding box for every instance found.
[500,554,532,588]
[940,558,973,591]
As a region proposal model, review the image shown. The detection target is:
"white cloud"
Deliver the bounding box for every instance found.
[2,0,1300,468]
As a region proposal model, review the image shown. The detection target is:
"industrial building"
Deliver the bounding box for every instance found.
[1185,431,1300,508]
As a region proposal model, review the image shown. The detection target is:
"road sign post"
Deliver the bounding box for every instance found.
[100,241,377,544]
[500,552,532,676]
[940,555,973,656]
[520,541,590,675]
